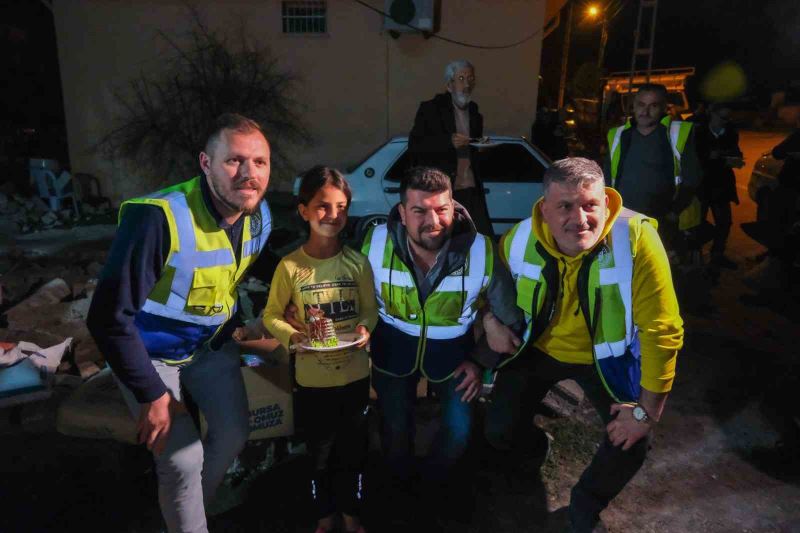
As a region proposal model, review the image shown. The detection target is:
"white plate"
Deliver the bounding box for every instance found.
[297,332,365,353]
[469,142,497,148]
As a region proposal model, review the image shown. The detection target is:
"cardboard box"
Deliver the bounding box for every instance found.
[201,347,294,441]
[59,347,294,444]
[56,368,138,444]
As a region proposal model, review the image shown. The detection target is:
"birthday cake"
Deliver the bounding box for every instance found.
[307,307,338,348]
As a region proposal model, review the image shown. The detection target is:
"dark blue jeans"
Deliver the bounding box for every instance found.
[371,368,473,484]
[486,349,650,533]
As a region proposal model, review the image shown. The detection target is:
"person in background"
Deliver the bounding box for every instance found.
[263,166,377,533]
[688,101,708,124]
[408,60,494,237]
[603,84,703,253]
[744,122,800,294]
[531,106,569,161]
[695,103,744,269]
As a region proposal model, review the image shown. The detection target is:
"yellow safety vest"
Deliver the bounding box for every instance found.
[122,177,271,362]
[502,209,653,402]
[607,117,702,231]
[361,223,493,380]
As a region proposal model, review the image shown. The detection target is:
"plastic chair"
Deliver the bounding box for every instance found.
[31,169,81,217]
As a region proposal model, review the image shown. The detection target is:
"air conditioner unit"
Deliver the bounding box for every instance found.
[383,0,438,34]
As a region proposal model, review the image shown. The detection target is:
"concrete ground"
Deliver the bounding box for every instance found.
[1,131,799,532]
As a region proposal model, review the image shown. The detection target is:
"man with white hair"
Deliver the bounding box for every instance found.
[408,60,493,236]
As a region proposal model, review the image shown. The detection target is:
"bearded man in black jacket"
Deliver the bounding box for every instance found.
[408,60,493,237]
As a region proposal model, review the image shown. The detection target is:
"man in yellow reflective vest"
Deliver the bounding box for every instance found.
[87,114,274,533]
[483,158,683,532]
[603,83,702,250]
[361,167,523,527]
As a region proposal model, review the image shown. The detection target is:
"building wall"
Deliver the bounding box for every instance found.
[54,0,545,202]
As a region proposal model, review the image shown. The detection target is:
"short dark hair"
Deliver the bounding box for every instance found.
[297,165,352,207]
[635,83,668,102]
[543,157,605,196]
[204,113,265,155]
[400,166,452,204]
[708,102,731,115]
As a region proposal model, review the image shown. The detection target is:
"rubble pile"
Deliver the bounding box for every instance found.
[1,250,109,383]
[0,188,112,234]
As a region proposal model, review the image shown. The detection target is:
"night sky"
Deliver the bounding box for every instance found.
[542,0,800,105]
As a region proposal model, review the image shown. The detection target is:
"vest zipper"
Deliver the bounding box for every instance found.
[416,306,427,373]
[389,251,395,310]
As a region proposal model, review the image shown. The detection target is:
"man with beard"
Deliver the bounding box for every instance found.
[87,113,274,533]
[361,166,521,529]
[484,158,683,532]
[408,60,494,237]
[603,84,702,250]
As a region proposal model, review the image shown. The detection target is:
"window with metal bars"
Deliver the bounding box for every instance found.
[281,1,327,34]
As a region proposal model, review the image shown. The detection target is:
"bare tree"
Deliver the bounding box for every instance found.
[97,11,311,186]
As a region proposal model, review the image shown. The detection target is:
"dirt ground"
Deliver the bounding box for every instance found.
[1,131,799,532]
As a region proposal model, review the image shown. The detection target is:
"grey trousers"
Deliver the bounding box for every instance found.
[116,342,250,533]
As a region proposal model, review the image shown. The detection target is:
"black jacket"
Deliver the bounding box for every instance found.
[695,124,742,205]
[408,92,483,183]
[366,202,522,379]
[773,129,800,190]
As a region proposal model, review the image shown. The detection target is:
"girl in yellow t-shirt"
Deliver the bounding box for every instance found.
[263,166,377,533]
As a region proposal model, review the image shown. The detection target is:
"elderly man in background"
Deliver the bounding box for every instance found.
[408,60,494,237]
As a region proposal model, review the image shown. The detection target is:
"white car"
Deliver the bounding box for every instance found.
[294,135,551,240]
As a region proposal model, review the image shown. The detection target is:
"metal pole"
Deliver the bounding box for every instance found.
[645,0,659,81]
[628,1,644,98]
[558,1,574,109]
[597,15,608,70]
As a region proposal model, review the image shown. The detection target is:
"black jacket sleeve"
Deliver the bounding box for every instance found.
[773,129,800,160]
[86,204,169,403]
[408,100,455,160]
[469,244,526,369]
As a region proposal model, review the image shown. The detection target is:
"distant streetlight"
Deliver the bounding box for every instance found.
[558,1,608,108]
[586,3,609,70]
[558,1,574,109]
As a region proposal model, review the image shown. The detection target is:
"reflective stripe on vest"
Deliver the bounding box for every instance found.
[595,210,636,359]
[125,179,271,328]
[366,224,491,339]
[506,217,539,344]
[607,117,692,188]
[608,117,699,230]
[506,211,641,362]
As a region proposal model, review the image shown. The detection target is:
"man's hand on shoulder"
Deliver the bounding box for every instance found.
[482,311,522,354]
[138,391,186,456]
[606,403,652,451]
[453,360,482,403]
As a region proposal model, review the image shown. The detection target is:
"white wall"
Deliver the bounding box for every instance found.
[54,0,545,201]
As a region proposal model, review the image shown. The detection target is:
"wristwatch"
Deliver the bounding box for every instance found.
[632,404,650,424]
